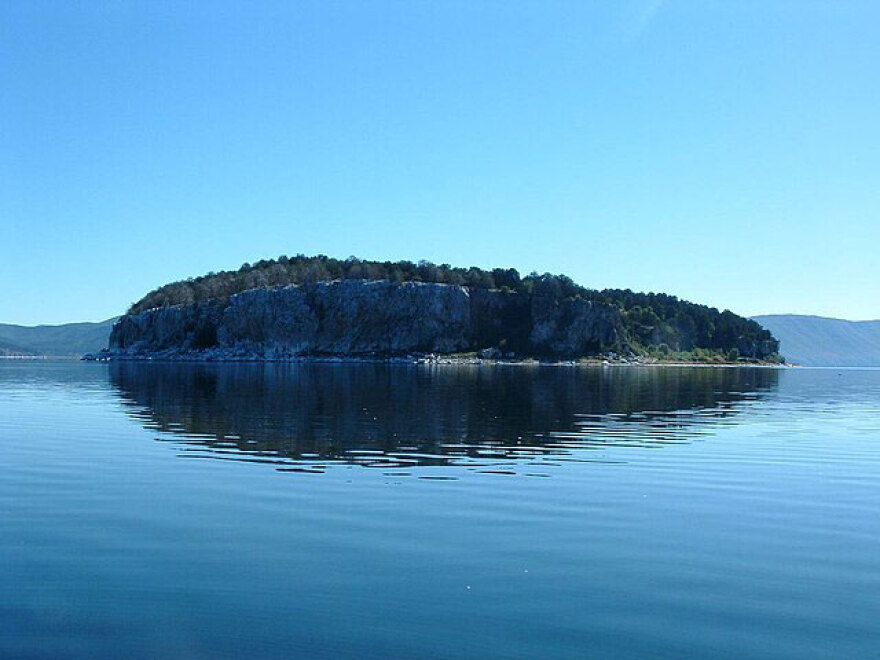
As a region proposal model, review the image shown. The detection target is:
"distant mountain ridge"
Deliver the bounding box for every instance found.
[752,315,880,367]
[0,338,36,357]
[0,319,117,357]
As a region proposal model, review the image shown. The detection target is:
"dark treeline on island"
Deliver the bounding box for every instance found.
[101,254,781,362]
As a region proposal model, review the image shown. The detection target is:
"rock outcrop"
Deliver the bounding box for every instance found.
[218,280,472,356]
[102,279,628,360]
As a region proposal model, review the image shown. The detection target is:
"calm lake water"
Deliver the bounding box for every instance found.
[2,361,879,659]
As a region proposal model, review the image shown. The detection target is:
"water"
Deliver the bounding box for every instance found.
[1,361,879,659]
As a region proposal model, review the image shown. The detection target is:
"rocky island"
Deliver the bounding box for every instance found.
[89,255,781,363]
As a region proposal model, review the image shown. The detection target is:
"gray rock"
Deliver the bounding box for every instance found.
[104,279,630,360]
[219,280,471,356]
[110,303,222,354]
[529,297,625,357]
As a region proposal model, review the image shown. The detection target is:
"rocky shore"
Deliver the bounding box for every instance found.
[86,279,779,363]
[89,279,628,360]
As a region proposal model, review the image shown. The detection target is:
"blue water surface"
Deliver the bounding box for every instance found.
[1,361,878,659]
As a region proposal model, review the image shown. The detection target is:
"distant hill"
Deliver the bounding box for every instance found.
[0,318,117,357]
[752,315,880,367]
[0,338,36,357]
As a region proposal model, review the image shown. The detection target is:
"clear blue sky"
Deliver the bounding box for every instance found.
[2,1,878,325]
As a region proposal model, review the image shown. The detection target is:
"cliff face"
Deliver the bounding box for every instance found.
[218,280,472,356]
[530,296,624,356]
[107,279,627,359]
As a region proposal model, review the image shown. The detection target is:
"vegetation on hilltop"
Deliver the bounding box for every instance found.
[128,254,780,361]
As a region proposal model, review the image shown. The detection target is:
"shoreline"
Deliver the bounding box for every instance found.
[82,352,789,368]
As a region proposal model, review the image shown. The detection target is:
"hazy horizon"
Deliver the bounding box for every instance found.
[3,2,878,325]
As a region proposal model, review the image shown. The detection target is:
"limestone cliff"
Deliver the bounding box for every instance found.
[104,279,628,359]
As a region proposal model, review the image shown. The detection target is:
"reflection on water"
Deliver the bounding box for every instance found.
[110,363,779,473]
[3,361,880,659]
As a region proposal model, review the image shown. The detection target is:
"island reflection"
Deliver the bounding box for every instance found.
[110,363,779,472]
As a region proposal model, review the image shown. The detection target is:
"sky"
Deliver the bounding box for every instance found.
[2,0,878,325]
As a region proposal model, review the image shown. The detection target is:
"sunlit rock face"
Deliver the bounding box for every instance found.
[106,279,629,359]
[219,280,473,356]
